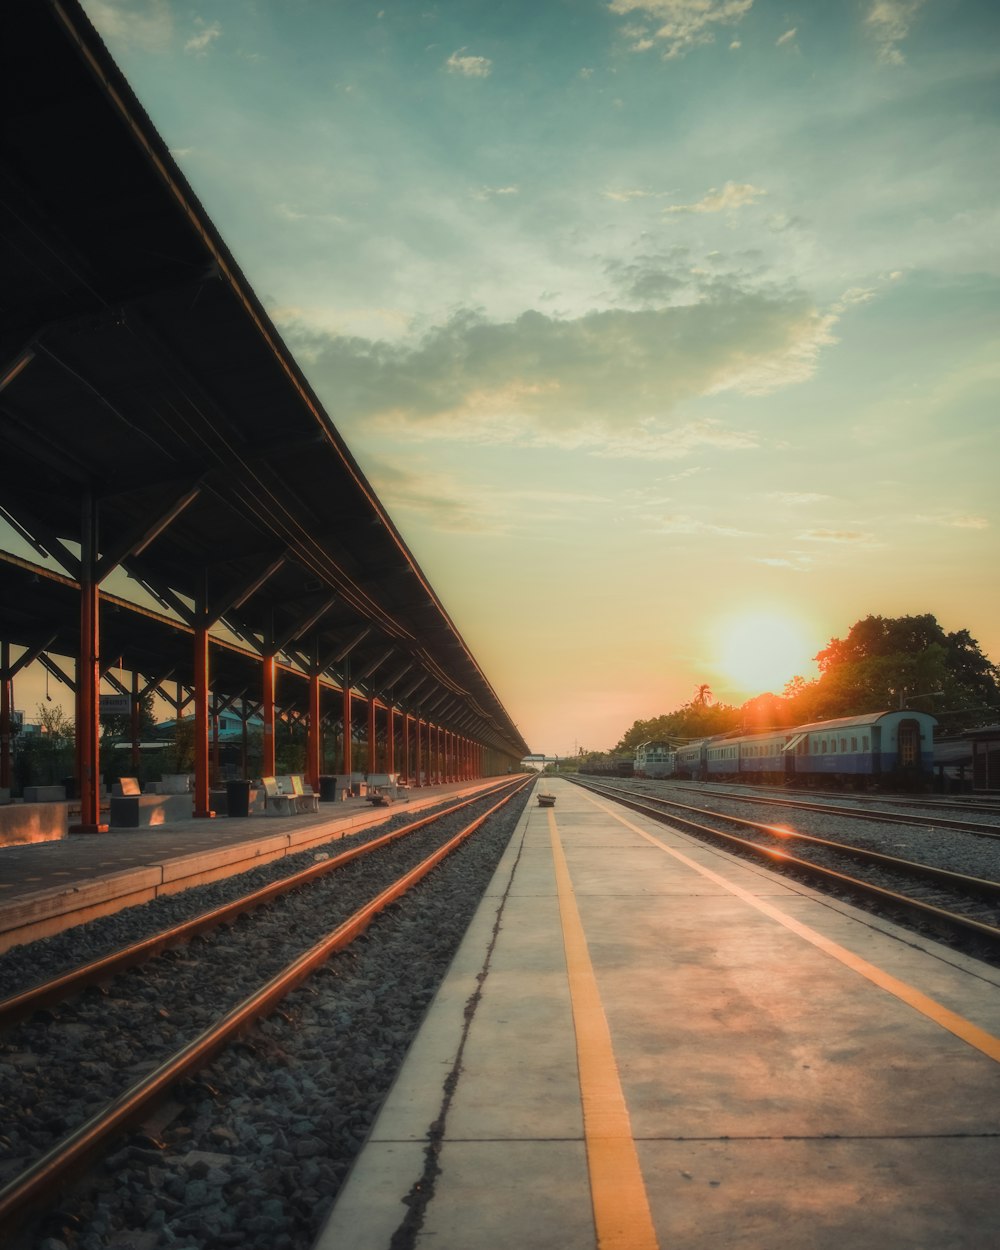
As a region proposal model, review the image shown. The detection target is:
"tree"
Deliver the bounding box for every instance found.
[812,614,1000,728]
[14,703,76,790]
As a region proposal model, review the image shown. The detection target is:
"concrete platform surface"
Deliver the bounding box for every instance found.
[314,775,1000,1250]
[0,779,503,952]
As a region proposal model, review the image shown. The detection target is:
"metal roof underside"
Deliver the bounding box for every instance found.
[1,0,528,759]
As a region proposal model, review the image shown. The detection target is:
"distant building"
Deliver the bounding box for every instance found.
[154,713,264,743]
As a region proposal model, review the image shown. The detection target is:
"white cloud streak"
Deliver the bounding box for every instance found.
[185,18,221,57]
[84,0,173,51]
[864,0,925,65]
[609,0,754,59]
[446,49,493,77]
[666,182,766,214]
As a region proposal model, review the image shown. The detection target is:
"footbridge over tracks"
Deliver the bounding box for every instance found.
[0,0,529,829]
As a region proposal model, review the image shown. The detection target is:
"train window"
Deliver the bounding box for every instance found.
[851,736,857,751]
[863,735,869,751]
[821,739,827,752]
[840,737,847,752]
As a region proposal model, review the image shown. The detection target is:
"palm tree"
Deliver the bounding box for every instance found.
[694,683,713,707]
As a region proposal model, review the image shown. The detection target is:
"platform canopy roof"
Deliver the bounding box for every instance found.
[0,0,528,761]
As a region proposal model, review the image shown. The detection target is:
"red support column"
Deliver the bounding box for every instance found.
[367,694,377,774]
[262,655,276,777]
[415,717,423,786]
[342,682,352,775]
[193,620,214,818]
[307,667,321,793]
[402,713,411,783]
[0,642,11,791]
[210,693,221,788]
[386,705,395,775]
[130,670,141,774]
[74,496,105,833]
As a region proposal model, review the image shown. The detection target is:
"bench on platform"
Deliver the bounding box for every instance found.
[261,775,319,816]
[288,774,319,814]
[261,776,295,816]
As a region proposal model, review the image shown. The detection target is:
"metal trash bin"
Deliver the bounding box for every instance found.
[226,779,251,818]
[319,775,338,802]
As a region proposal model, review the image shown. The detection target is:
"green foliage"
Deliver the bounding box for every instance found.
[615,698,740,753]
[804,614,1000,728]
[13,703,76,790]
[160,719,196,776]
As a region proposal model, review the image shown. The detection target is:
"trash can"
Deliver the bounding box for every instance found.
[319,775,338,802]
[226,779,251,818]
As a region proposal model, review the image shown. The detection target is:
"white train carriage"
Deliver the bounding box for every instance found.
[633,740,675,778]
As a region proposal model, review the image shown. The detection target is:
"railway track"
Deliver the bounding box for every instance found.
[666,780,1000,819]
[0,777,532,1239]
[653,781,1000,839]
[569,776,1000,959]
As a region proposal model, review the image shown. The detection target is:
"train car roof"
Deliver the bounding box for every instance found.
[793,711,937,733]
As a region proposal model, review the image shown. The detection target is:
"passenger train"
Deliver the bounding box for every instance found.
[631,711,936,788]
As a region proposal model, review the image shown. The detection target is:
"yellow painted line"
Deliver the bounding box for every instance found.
[548,809,660,1250]
[581,793,1000,1065]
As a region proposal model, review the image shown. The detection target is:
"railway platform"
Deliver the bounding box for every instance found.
[315,774,1000,1250]
[0,779,500,954]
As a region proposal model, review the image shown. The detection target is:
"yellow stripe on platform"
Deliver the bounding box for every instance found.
[548,810,660,1250]
[583,795,1000,1067]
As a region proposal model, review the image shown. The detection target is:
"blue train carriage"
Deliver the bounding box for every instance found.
[705,737,741,779]
[673,739,707,779]
[786,711,936,785]
[634,740,675,778]
[737,730,792,781]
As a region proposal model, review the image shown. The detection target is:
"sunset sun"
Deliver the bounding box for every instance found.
[713,611,817,696]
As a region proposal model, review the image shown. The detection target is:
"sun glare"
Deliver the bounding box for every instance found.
[713,610,817,697]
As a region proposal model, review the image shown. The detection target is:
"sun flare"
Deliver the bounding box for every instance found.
[713,610,817,696]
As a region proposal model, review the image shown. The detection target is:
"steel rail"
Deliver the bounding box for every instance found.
[661,782,1000,838]
[570,777,1000,948]
[0,778,524,1029]
[0,775,532,1233]
[577,780,1000,903]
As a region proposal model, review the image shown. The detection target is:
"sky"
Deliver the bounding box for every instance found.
[10,0,1000,756]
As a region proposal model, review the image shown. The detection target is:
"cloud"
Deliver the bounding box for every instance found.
[84,0,172,51]
[864,0,925,65]
[603,188,677,203]
[185,18,221,56]
[472,185,519,201]
[776,27,797,47]
[650,513,752,536]
[367,463,614,534]
[446,49,492,77]
[609,0,754,60]
[913,513,990,530]
[752,555,813,570]
[283,284,837,457]
[666,182,766,214]
[798,529,874,544]
[766,492,831,505]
